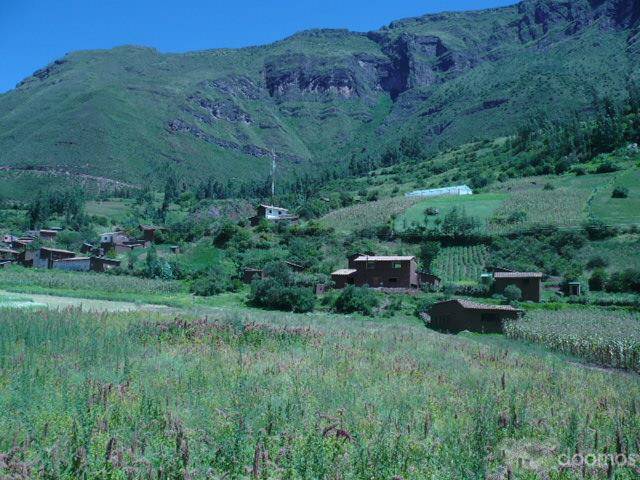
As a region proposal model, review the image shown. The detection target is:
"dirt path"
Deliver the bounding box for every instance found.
[0,290,170,313]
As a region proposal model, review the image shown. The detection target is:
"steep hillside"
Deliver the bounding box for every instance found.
[0,0,638,190]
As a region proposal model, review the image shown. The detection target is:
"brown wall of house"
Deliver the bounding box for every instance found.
[429,302,519,334]
[353,259,417,288]
[331,274,355,289]
[493,277,541,302]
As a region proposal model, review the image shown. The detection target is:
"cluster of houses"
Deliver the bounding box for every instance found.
[0,225,162,273]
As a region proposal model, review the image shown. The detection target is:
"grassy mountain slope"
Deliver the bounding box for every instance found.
[0,0,638,191]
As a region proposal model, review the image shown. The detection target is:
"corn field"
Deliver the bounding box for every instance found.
[320,196,421,233]
[433,245,488,283]
[0,266,186,295]
[504,308,640,372]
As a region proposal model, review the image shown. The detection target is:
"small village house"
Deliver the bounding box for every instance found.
[331,255,419,289]
[139,225,159,244]
[250,205,298,226]
[39,229,59,241]
[563,281,582,296]
[242,267,265,284]
[100,230,145,254]
[90,257,121,273]
[52,257,91,272]
[492,271,543,302]
[429,299,523,334]
[35,247,76,269]
[418,272,441,289]
[0,247,20,262]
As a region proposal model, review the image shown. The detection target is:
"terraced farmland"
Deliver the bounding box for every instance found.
[432,245,488,283]
[320,196,422,233]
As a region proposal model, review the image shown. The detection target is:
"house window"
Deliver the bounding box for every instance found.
[392,262,402,269]
[481,313,499,322]
[367,262,375,269]
[388,278,398,283]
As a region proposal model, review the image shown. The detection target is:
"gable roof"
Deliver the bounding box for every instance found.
[434,299,522,312]
[40,247,75,255]
[353,255,415,262]
[331,269,357,276]
[259,204,289,211]
[494,272,543,279]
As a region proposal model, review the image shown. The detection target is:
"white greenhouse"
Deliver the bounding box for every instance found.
[405,185,473,198]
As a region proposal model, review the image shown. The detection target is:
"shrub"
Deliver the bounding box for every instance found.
[611,187,629,198]
[588,269,608,291]
[503,284,522,302]
[191,265,238,296]
[334,285,379,316]
[583,218,617,240]
[586,256,608,269]
[248,263,315,313]
[595,161,619,173]
[606,269,640,294]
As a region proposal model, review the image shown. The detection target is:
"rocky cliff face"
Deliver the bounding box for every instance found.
[0,0,637,186]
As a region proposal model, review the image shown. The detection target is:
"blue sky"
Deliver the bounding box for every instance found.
[0,0,515,93]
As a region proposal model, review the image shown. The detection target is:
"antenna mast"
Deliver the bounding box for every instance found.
[271,150,276,197]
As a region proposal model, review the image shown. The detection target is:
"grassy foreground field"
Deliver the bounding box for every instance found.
[0,307,638,479]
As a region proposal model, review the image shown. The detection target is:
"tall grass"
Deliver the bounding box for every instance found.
[0,307,638,478]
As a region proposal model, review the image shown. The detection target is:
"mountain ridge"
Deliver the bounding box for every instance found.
[0,0,638,192]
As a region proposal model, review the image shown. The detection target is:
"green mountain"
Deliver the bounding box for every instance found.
[0,0,638,191]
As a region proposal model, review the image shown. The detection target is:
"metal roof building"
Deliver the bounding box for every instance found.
[405,185,473,198]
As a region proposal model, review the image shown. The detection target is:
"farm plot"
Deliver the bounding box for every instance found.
[488,187,591,232]
[589,169,640,226]
[394,193,506,232]
[320,196,422,233]
[432,245,488,283]
[504,308,640,372]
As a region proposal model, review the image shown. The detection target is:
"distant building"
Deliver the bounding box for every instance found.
[331,255,419,289]
[39,229,58,241]
[492,271,543,302]
[0,248,20,262]
[100,231,145,254]
[418,272,442,289]
[405,185,472,198]
[139,225,159,244]
[242,267,265,284]
[429,299,523,334]
[53,257,91,272]
[250,205,298,226]
[90,257,121,273]
[35,247,76,269]
[563,281,582,296]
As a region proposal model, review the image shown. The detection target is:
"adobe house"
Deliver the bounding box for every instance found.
[250,205,298,226]
[418,272,442,289]
[492,271,543,302]
[90,257,121,273]
[0,248,20,262]
[39,229,58,241]
[52,257,91,272]
[429,299,523,334]
[242,268,264,284]
[35,247,76,269]
[563,281,582,296]
[139,225,160,244]
[331,255,419,289]
[100,230,132,249]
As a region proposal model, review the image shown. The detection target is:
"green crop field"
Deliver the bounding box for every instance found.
[85,199,132,219]
[589,169,640,226]
[0,306,638,479]
[394,193,506,232]
[432,245,488,283]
